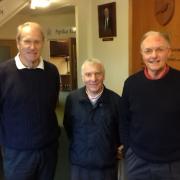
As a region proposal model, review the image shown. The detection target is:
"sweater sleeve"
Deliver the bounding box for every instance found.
[120,80,131,151]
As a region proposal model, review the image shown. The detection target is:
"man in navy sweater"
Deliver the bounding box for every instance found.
[0,22,60,180]
[121,31,180,180]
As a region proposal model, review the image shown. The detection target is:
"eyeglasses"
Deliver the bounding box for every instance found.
[142,47,169,55]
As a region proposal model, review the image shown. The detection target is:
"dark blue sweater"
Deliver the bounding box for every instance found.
[121,67,180,163]
[0,59,60,150]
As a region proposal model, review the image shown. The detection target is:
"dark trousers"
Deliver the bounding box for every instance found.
[70,164,118,180]
[125,147,180,180]
[2,142,58,180]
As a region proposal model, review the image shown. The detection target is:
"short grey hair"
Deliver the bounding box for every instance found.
[140,31,171,49]
[81,58,105,76]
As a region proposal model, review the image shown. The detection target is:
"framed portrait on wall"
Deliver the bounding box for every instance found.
[98,2,117,38]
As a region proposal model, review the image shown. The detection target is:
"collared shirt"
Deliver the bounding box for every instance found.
[15,53,44,70]
[144,64,169,80]
[86,87,104,105]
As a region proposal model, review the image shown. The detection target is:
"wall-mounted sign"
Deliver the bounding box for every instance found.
[46,27,76,39]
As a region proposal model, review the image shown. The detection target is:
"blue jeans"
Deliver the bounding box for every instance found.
[2,142,58,180]
[125,147,180,180]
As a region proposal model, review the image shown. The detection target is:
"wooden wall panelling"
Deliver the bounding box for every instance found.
[130,0,180,74]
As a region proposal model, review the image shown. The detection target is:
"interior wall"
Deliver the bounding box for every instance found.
[75,0,92,90]
[0,0,130,95]
[0,12,75,60]
[92,0,129,94]
[76,0,129,94]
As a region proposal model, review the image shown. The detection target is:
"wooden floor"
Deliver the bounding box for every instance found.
[53,91,70,180]
[54,128,70,180]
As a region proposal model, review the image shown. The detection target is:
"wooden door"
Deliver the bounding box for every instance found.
[130,0,180,75]
[69,37,77,90]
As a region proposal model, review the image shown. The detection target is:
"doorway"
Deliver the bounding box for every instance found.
[49,37,77,91]
[0,40,17,61]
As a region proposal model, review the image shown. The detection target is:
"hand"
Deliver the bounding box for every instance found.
[117,145,124,160]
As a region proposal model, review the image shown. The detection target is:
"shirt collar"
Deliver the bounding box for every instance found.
[86,86,104,101]
[144,64,169,80]
[15,53,44,70]
[79,86,108,104]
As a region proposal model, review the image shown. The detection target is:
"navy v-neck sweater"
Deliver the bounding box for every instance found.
[121,67,180,163]
[0,59,60,150]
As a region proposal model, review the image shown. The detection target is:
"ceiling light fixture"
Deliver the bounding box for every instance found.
[30,0,50,9]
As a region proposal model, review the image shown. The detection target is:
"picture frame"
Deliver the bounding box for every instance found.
[98,2,117,38]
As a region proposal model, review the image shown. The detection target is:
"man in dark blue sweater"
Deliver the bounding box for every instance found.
[121,31,180,180]
[63,58,123,180]
[0,22,60,180]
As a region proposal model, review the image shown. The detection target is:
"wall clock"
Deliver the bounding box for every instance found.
[155,0,175,26]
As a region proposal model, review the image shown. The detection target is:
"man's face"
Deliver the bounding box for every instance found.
[141,35,171,75]
[104,8,109,18]
[82,63,104,96]
[17,25,44,67]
